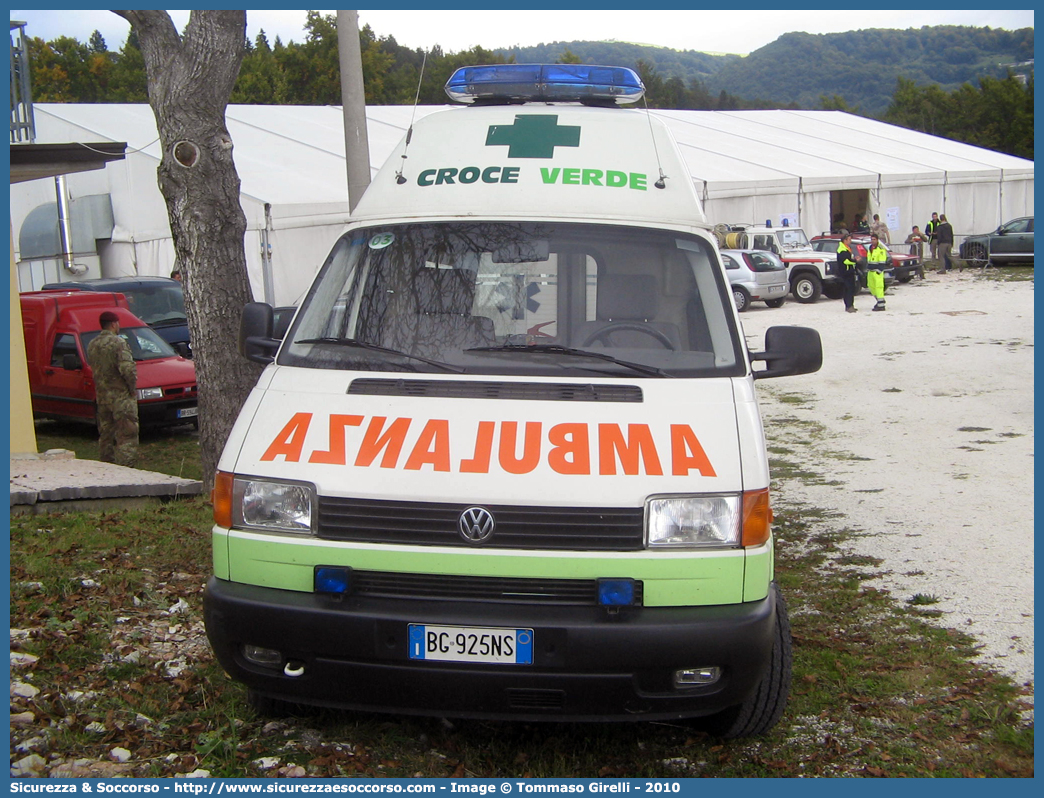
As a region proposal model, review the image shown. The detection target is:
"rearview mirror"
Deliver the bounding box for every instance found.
[750,326,822,380]
[240,302,279,364]
[493,239,549,263]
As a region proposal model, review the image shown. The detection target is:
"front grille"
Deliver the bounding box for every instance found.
[317,497,645,551]
[163,385,197,396]
[349,570,643,606]
[348,378,642,403]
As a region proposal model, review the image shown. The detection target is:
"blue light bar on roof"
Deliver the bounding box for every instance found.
[445,64,645,105]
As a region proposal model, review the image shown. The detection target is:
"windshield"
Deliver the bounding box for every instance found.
[81,326,179,362]
[775,228,811,250]
[120,284,187,326]
[281,222,743,378]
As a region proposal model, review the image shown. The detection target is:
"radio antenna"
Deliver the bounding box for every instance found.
[396,51,428,185]
[642,96,668,189]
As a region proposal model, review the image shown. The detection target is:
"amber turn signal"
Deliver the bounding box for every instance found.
[741,488,773,547]
[212,471,234,527]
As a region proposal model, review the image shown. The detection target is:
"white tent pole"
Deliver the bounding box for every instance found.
[998,170,1004,227]
[261,203,274,305]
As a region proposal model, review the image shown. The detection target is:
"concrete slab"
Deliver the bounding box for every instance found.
[10,450,203,515]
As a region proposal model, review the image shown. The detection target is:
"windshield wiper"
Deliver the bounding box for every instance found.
[295,337,464,373]
[465,344,669,377]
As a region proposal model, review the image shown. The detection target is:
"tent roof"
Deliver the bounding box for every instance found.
[656,109,1033,196]
[32,104,1033,208]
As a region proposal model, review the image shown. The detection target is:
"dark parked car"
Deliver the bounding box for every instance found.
[959,216,1034,266]
[40,276,191,357]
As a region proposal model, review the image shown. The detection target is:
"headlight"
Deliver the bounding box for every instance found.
[232,477,315,534]
[646,495,741,548]
[137,387,163,400]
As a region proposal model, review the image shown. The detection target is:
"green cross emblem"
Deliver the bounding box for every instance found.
[485,115,581,159]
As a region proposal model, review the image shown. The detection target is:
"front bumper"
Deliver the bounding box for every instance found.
[888,260,921,281]
[204,577,779,722]
[138,398,197,426]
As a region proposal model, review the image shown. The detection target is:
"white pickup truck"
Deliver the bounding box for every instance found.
[715,224,839,303]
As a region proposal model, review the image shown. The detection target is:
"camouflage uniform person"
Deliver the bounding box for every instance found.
[87,311,139,467]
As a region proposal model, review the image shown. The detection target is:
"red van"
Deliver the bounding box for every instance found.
[20,290,198,427]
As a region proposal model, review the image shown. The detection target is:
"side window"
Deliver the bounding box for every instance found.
[50,333,79,367]
[721,254,739,270]
[1003,218,1029,234]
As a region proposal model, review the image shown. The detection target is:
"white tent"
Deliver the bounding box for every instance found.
[12,104,1033,307]
[660,109,1033,238]
[14,103,369,306]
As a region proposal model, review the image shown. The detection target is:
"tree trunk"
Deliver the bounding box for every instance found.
[113,10,263,492]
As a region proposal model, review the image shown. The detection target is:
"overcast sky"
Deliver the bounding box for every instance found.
[8,8,1035,56]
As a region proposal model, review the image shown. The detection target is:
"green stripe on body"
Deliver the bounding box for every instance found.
[218,530,771,607]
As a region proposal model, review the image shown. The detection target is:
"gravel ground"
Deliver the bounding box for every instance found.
[739,269,1034,698]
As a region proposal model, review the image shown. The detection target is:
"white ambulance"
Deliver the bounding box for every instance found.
[205,65,822,737]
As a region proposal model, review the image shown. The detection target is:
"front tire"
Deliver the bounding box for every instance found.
[792,273,822,303]
[765,298,785,308]
[706,583,792,738]
[732,286,751,313]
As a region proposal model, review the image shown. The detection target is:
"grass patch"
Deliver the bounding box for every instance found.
[32,419,202,481]
[777,392,814,406]
[10,409,1034,778]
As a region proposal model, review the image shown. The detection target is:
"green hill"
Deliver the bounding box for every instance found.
[499,25,1034,115]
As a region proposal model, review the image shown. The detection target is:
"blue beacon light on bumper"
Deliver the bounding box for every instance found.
[445,64,645,105]
[598,578,637,607]
[314,566,351,595]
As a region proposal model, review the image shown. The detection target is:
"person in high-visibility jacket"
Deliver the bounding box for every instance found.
[925,212,940,261]
[865,233,890,311]
[836,233,860,313]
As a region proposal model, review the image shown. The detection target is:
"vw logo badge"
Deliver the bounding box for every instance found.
[459,506,495,544]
